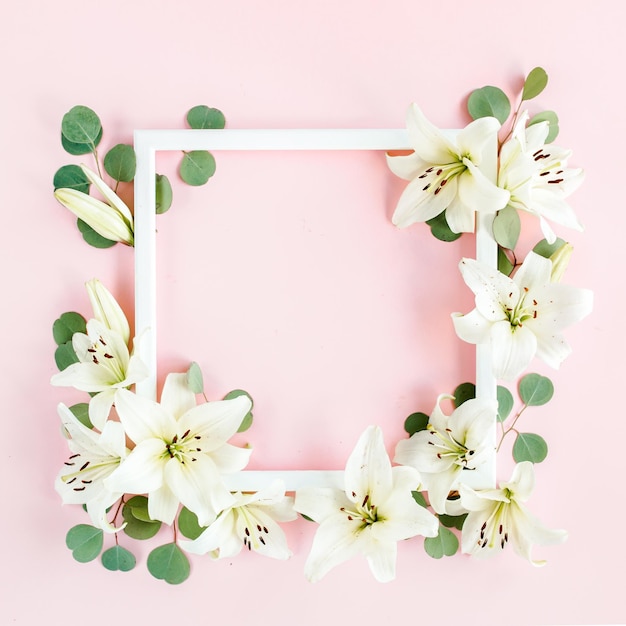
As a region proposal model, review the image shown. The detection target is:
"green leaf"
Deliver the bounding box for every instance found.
[424,525,459,559]
[66,524,104,563]
[533,237,566,260]
[101,545,136,572]
[125,495,153,522]
[53,165,90,193]
[186,105,226,130]
[493,206,521,250]
[498,245,514,276]
[104,144,136,182]
[404,412,429,436]
[438,513,467,530]
[147,543,190,585]
[411,491,428,508]
[513,432,548,463]
[155,174,173,214]
[496,385,514,422]
[77,218,118,249]
[522,67,548,101]
[223,389,254,432]
[519,373,554,406]
[61,105,102,148]
[69,403,92,429]
[122,499,161,540]
[426,210,462,242]
[528,110,559,143]
[53,311,87,345]
[467,86,511,124]
[54,341,79,371]
[179,150,216,186]
[453,382,475,407]
[61,127,103,155]
[186,362,204,394]
[178,507,207,540]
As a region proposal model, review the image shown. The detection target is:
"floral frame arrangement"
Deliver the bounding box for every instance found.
[51,68,592,584]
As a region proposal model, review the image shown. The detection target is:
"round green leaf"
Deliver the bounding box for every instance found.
[53,165,90,193]
[77,218,118,249]
[528,111,559,143]
[104,144,136,182]
[186,105,226,130]
[66,524,104,563]
[122,500,161,540]
[69,403,92,429]
[426,210,462,242]
[186,362,204,394]
[411,491,428,508]
[54,341,79,371]
[178,507,207,540]
[179,150,216,186]
[519,373,554,406]
[61,127,103,155]
[496,385,514,422]
[125,495,153,522]
[522,67,548,101]
[404,412,429,436]
[53,311,87,345]
[453,382,476,408]
[533,237,566,260]
[155,174,173,214]
[513,432,548,463]
[438,513,467,530]
[493,206,521,250]
[61,106,102,147]
[101,545,136,572]
[424,525,459,559]
[147,543,190,585]
[467,86,511,124]
[223,389,254,432]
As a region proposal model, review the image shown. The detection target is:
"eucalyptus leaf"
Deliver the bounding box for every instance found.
[426,210,462,242]
[513,432,548,463]
[53,311,87,345]
[424,525,459,559]
[125,495,153,522]
[66,524,103,563]
[438,513,467,530]
[53,164,90,193]
[54,341,79,371]
[101,545,136,572]
[155,174,173,214]
[61,106,102,148]
[404,412,429,436]
[186,105,226,130]
[496,385,514,422]
[528,110,559,143]
[498,246,514,276]
[223,389,254,432]
[122,499,161,540]
[467,86,511,124]
[104,144,136,182]
[186,362,204,394]
[519,373,554,406]
[61,127,103,155]
[147,543,190,585]
[493,206,521,250]
[179,150,216,186]
[178,507,207,540]
[411,491,428,508]
[522,67,548,101]
[453,382,476,407]
[69,403,92,429]
[77,218,118,249]
[533,237,566,259]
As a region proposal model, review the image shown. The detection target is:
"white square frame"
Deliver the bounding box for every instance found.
[133,128,497,491]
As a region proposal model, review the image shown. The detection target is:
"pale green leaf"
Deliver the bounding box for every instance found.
[522,67,548,101]
[467,86,511,124]
[519,373,554,406]
[513,432,548,463]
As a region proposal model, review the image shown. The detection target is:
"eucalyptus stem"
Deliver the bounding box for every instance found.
[496,403,529,451]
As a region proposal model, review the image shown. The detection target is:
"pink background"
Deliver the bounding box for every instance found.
[2,1,623,624]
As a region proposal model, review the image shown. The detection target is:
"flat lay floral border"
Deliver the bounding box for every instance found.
[51,68,592,584]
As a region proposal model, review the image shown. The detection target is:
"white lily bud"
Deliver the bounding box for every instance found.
[85,278,130,344]
[549,242,573,282]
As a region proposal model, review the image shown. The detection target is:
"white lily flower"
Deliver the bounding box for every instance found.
[104,373,252,527]
[294,425,438,583]
[55,403,128,532]
[460,461,566,566]
[452,252,593,381]
[387,104,509,233]
[181,480,297,560]
[498,112,584,244]
[86,278,130,345]
[50,319,148,430]
[394,395,496,514]
[54,165,134,245]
